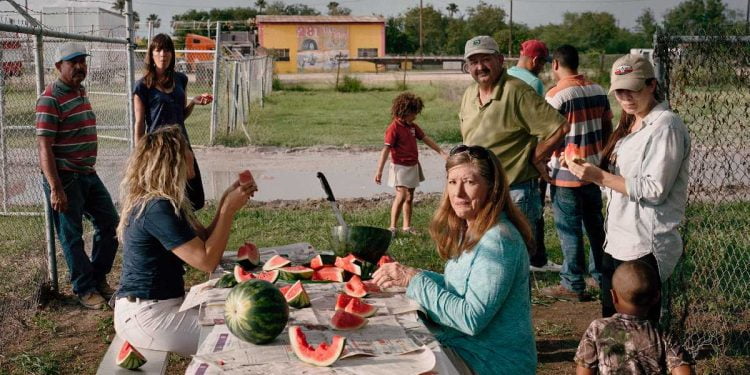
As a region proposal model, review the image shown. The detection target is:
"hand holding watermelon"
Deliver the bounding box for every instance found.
[563,143,586,167]
[372,262,419,288]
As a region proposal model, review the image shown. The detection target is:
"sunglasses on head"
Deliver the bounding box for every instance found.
[449,144,490,159]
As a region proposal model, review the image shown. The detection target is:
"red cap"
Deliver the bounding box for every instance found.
[520,39,551,62]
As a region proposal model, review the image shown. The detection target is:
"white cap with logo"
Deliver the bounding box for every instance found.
[609,54,655,94]
[464,36,500,59]
[54,42,90,63]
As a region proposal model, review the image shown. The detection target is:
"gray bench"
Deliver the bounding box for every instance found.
[97,334,168,374]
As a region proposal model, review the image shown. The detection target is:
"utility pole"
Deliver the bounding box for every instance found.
[508,0,513,56]
[746,0,749,35]
[419,0,423,56]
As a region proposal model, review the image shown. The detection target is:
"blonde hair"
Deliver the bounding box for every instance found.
[428,149,535,260]
[116,126,197,241]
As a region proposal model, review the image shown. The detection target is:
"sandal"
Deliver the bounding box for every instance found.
[401,227,419,235]
[388,227,397,238]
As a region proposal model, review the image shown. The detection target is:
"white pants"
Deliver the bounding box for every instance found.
[114,296,200,356]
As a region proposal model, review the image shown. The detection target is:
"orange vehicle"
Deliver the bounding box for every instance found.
[184,33,215,69]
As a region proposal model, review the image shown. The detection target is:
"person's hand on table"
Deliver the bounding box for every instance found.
[372,262,419,288]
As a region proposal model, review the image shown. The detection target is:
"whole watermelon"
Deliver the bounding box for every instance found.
[224,279,289,344]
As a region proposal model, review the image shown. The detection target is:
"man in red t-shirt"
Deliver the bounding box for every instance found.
[375,93,446,235]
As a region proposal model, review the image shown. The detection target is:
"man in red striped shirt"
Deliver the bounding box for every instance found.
[541,45,612,302]
[36,42,119,309]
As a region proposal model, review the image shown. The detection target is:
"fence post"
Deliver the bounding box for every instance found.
[0,46,7,213]
[335,53,341,90]
[652,32,668,101]
[210,22,222,145]
[125,0,136,149]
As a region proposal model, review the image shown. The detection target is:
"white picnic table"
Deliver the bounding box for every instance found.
[183,243,460,375]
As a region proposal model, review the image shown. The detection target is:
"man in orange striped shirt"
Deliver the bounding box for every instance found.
[541,45,612,302]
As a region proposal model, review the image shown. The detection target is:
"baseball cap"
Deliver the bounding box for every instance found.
[520,39,551,62]
[54,42,89,63]
[609,54,655,94]
[464,36,500,59]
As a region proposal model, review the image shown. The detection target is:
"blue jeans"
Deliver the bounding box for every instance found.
[509,179,542,258]
[42,172,119,296]
[550,183,605,293]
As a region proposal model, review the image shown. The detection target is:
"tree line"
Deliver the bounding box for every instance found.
[166,0,746,54]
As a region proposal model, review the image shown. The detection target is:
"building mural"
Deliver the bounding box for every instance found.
[296,25,349,71]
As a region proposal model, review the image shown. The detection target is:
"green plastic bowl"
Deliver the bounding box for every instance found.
[330,225,392,264]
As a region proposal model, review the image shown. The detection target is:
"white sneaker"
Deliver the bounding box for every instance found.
[530,260,562,272]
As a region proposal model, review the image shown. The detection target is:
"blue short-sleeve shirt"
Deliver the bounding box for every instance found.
[133,72,190,140]
[118,198,196,300]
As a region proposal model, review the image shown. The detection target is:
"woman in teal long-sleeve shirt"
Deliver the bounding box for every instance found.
[373,145,537,375]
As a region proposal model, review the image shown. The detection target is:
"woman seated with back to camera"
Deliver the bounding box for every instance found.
[114,126,256,355]
[373,145,537,375]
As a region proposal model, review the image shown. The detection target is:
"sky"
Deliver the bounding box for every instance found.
[1,0,748,35]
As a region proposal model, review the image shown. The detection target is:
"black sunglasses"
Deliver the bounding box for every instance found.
[449,144,490,159]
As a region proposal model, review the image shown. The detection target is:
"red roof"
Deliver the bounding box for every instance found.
[256,15,385,24]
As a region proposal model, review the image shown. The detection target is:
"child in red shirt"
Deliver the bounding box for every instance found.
[375,92,446,235]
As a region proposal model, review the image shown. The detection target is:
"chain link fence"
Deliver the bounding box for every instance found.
[655,31,750,373]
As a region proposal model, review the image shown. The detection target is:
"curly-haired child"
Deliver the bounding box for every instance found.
[375,92,446,235]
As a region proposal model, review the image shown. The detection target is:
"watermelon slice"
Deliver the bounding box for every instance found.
[334,293,354,311]
[116,341,147,370]
[377,254,395,267]
[331,310,368,330]
[564,143,585,165]
[362,280,381,293]
[312,266,345,282]
[343,275,368,298]
[239,170,255,185]
[254,270,280,283]
[335,255,362,276]
[278,285,291,295]
[263,255,291,271]
[278,266,315,281]
[289,326,346,367]
[215,273,238,288]
[345,297,377,318]
[309,254,337,270]
[234,264,255,283]
[283,281,311,309]
[237,242,260,270]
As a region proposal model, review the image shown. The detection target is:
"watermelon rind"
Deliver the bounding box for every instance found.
[215,273,238,288]
[234,264,255,283]
[343,275,368,298]
[289,326,346,367]
[278,266,314,281]
[345,297,377,318]
[237,242,261,270]
[262,255,291,271]
[116,341,147,370]
[312,266,345,282]
[284,281,311,309]
[331,310,368,330]
[335,255,362,276]
[224,280,289,344]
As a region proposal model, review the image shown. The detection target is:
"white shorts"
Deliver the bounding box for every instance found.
[388,162,425,189]
[114,296,200,356]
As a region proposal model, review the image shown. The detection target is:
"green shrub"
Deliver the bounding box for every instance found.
[337,75,365,92]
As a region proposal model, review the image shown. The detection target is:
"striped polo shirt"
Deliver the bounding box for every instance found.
[545,75,612,187]
[35,79,97,174]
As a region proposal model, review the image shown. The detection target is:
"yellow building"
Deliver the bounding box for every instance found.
[256,15,385,73]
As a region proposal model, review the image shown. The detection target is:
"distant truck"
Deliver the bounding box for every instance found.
[1,38,24,77]
[184,33,215,72]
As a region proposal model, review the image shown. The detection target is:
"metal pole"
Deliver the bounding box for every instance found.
[508,0,513,56]
[34,35,44,95]
[210,21,221,145]
[418,0,423,56]
[0,46,6,213]
[147,20,153,47]
[44,191,58,292]
[746,0,749,35]
[652,32,667,102]
[126,0,136,149]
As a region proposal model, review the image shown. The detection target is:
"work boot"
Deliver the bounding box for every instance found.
[540,284,592,302]
[97,281,116,300]
[78,291,107,310]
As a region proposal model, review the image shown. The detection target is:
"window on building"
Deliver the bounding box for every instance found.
[192,38,201,44]
[358,48,378,58]
[269,48,290,62]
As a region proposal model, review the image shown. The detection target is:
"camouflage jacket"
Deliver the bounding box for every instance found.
[575,313,694,374]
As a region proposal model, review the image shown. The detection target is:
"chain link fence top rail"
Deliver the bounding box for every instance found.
[655,30,750,372]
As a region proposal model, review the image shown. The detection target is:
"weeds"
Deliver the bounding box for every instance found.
[10,353,60,375]
[337,75,365,92]
[96,316,114,344]
[31,313,57,335]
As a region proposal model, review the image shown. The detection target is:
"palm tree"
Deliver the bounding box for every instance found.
[112,0,124,14]
[146,14,161,29]
[446,3,459,19]
[255,0,267,14]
